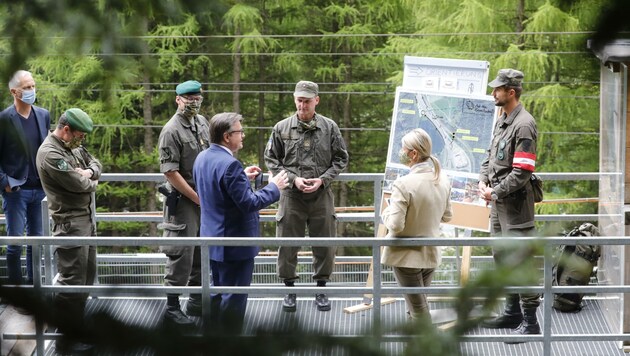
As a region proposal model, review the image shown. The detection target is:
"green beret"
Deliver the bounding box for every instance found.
[176,80,202,95]
[64,108,94,133]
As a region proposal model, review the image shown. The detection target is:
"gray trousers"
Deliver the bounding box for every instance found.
[393,267,434,319]
[276,188,337,282]
[490,215,540,309]
[164,246,202,288]
[161,196,202,288]
[52,216,97,320]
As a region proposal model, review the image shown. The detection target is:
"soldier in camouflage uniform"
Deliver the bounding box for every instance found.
[158,80,210,327]
[264,81,349,313]
[36,108,101,353]
[478,69,540,341]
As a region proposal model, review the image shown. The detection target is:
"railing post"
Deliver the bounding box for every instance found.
[201,239,211,331]
[35,197,51,356]
[372,240,382,345]
[373,175,383,237]
[42,197,54,285]
[543,243,554,356]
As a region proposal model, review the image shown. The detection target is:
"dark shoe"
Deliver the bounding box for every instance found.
[16,306,33,315]
[480,312,523,329]
[56,339,94,355]
[505,307,540,344]
[504,320,541,344]
[315,293,331,312]
[184,298,202,317]
[282,294,297,312]
[164,307,195,328]
[481,294,522,329]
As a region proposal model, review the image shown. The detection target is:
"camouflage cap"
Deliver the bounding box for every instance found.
[488,69,524,88]
[64,108,94,133]
[176,80,202,95]
[293,80,319,98]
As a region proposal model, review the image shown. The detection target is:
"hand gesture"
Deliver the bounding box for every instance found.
[269,170,288,190]
[244,165,262,180]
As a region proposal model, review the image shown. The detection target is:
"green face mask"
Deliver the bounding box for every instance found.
[63,136,84,150]
[182,102,201,118]
[298,118,317,131]
[399,148,411,166]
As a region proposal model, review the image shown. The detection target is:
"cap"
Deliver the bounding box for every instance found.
[64,108,94,133]
[488,69,524,88]
[293,81,319,98]
[176,80,202,95]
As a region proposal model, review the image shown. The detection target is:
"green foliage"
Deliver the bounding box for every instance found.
[0,0,604,251]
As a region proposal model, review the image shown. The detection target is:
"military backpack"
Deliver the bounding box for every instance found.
[552,223,600,312]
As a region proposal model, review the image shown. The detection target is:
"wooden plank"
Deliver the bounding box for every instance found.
[460,246,472,285]
[342,298,397,314]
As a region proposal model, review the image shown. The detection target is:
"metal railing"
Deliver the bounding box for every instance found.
[0,171,622,355]
[0,171,608,226]
[2,235,630,356]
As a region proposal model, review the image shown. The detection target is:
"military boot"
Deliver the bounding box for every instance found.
[163,295,194,328]
[184,294,202,317]
[481,294,523,329]
[505,307,541,344]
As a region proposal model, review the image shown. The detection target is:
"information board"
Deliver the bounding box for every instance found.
[403,56,490,96]
[383,88,497,231]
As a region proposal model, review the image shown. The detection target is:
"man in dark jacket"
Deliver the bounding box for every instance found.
[194,112,287,332]
[0,70,50,286]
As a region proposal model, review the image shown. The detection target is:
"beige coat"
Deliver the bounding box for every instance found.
[381,163,452,269]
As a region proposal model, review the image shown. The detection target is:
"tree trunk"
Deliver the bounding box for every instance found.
[516,0,526,46]
[141,17,157,237]
[233,28,241,114]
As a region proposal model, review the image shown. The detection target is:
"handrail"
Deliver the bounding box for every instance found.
[2,234,629,356]
[0,171,615,356]
[0,171,608,224]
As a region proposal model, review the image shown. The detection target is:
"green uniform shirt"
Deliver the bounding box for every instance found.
[158,112,210,189]
[264,113,349,192]
[479,103,538,230]
[36,133,102,223]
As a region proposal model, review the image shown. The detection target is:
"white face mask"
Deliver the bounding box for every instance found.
[19,89,36,105]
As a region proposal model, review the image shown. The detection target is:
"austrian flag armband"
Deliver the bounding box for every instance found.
[513,151,536,171]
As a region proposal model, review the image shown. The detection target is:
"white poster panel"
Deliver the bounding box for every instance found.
[402,56,490,96]
[383,88,497,231]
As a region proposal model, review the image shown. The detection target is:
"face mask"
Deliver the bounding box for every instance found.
[399,148,412,166]
[63,135,84,150]
[19,89,36,105]
[182,102,201,118]
[298,118,317,131]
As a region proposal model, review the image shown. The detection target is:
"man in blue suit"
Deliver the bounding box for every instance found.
[0,70,51,286]
[193,112,288,333]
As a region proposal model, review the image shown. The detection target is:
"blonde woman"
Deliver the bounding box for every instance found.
[381,128,453,321]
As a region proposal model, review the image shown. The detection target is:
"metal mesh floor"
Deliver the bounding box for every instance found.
[43,297,624,356]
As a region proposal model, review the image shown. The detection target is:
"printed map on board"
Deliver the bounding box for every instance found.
[384,88,497,205]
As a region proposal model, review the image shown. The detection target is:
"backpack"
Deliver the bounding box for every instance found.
[552,223,600,312]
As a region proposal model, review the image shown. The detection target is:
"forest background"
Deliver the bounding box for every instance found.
[0,0,610,255]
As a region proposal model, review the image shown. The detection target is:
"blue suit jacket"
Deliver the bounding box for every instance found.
[193,144,280,262]
[0,105,51,190]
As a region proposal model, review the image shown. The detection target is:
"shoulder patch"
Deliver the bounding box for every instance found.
[56,159,69,171]
[161,147,172,161]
